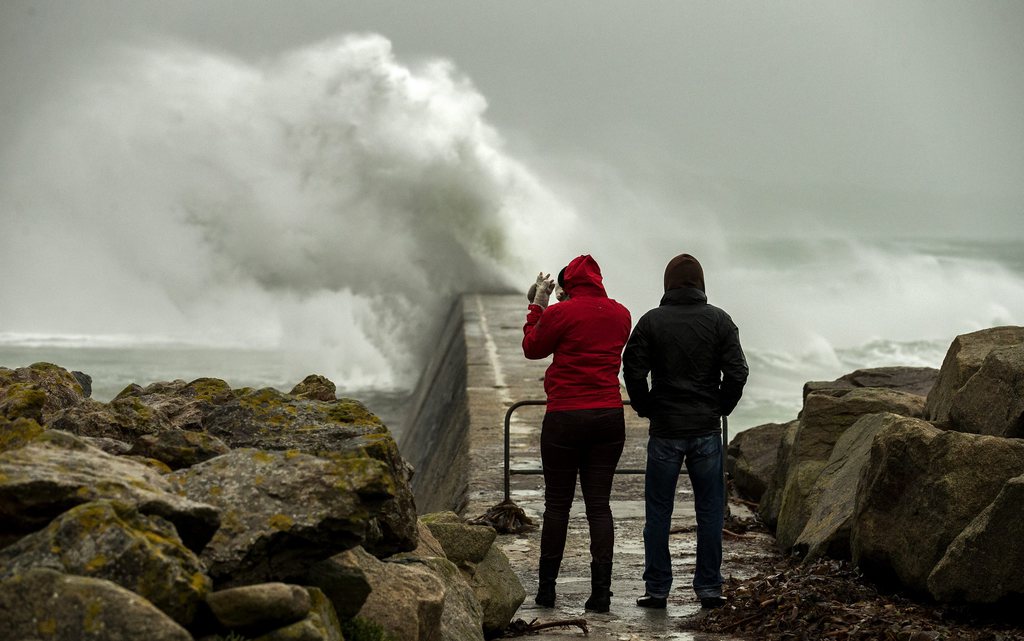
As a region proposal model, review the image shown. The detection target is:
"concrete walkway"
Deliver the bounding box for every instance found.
[460,295,776,641]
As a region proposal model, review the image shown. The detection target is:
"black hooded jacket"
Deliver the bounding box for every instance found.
[622,287,748,437]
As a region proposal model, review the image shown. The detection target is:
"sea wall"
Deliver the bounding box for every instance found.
[399,298,472,514]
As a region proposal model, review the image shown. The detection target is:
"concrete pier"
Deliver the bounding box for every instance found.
[404,295,775,640]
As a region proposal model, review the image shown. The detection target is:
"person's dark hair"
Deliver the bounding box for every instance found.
[557,267,566,287]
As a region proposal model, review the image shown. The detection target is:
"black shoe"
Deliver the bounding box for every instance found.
[700,596,727,609]
[636,594,667,609]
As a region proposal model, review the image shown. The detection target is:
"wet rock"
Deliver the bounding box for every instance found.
[464,544,526,637]
[758,419,799,531]
[0,430,219,551]
[924,326,1024,424]
[727,421,789,502]
[0,568,192,641]
[290,374,337,402]
[851,416,1024,592]
[129,429,231,470]
[169,448,402,586]
[0,500,210,626]
[948,344,1024,438]
[794,413,890,561]
[803,366,939,400]
[0,416,44,453]
[422,511,497,564]
[206,582,311,631]
[333,546,445,641]
[775,388,924,550]
[0,362,86,422]
[928,474,1024,604]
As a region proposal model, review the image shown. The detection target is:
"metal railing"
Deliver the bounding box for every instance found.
[503,399,729,507]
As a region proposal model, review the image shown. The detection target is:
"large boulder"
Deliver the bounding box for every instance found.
[851,416,1024,592]
[757,419,799,531]
[727,421,790,502]
[464,544,526,637]
[0,363,86,422]
[416,556,485,641]
[793,413,890,561]
[186,382,418,556]
[775,388,924,550]
[0,500,210,626]
[925,326,1024,424]
[0,568,192,641]
[0,430,219,551]
[927,474,1024,604]
[250,588,342,641]
[305,556,373,622]
[333,546,445,641]
[421,512,497,565]
[803,366,939,400]
[948,344,1024,438]
[169,448,406,586]
[206,582,311,632]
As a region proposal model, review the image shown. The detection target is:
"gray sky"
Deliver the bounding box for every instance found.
[2,0,1023,239]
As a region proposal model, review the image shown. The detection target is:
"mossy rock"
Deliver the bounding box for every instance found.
[0,416,45,453]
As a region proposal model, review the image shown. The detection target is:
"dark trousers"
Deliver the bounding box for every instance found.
[539,408,625,564]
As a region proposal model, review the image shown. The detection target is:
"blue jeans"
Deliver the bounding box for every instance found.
[642,434,724,599]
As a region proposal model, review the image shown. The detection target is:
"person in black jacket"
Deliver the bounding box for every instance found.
[622,253,748,610]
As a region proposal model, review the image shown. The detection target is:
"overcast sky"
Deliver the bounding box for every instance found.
[2,0,1023,239]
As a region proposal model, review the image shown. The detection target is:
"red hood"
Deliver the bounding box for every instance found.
[562,254,607,297]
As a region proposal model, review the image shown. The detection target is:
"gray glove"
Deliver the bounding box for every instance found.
[528,272,555,308]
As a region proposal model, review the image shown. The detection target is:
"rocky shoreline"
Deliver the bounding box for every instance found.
[721,326,1024,639]
[0,365,525,640]
[2,321,1021,640]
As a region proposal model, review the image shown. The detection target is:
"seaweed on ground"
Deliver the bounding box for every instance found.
[683,558,1024,641]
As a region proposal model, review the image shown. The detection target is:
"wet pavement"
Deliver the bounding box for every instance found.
[461,295,778,640]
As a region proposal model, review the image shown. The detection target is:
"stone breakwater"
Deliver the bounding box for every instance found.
[0,362,525,640]
[729,325,1024,607]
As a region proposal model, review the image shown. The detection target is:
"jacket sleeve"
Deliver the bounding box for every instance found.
[622,317,652,417]
[717,315,749,416]
[522,304,563,360]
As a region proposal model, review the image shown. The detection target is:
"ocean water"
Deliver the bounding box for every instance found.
[2,35,1022,441]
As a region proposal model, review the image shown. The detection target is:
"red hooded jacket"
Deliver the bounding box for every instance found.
[522,255,632,412]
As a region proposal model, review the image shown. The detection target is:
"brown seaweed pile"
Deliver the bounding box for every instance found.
[684,559,1024,641]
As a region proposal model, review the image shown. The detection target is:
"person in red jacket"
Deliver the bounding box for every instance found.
[522,254,632,613]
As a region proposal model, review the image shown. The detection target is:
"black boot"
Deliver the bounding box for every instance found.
[584,562,613,613]
[535,558,560,607]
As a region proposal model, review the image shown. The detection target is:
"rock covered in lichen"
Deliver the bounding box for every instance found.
[169,448,411,586]
[129,429,231,470]
[0,362,87,423]
[289,374,337,401]
[0,500,211,626]
[0,568,192,641]
[0,430,219,551]
[0,416,45,453]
